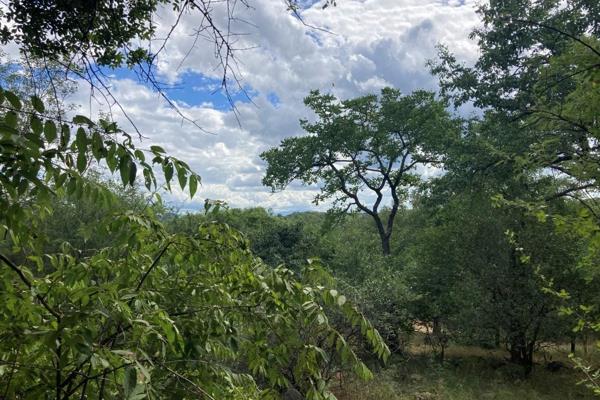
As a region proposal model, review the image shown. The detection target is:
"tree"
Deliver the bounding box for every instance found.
[169,207,321,271]
[430,0,600,204]
[409,181,587,374]
[399,106,593,373]
[0,0,337,123]
[0,0,334,67]
[0,86,389,399]
[0,2,394,397]
[261,88,459,255]
[429,0,600,384]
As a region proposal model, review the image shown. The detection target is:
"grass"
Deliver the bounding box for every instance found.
[331,337,598,400]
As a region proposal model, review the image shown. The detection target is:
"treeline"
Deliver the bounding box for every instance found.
[1,0,599,398]
[170,196,599,375]
[252,0,600,386]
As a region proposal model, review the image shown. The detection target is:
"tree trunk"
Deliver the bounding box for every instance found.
[570,337,576,354]
[372,216,391,256]
[431,317,446,363]
[508,333,536,377]
[381,234,391,255]
[524,341,535,377]
[432,317,441,337]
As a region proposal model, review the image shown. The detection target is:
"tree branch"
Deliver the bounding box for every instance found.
[134,242,172,292]
[544,183,595,201]
[0,252,61,319]
[513,19,600,59]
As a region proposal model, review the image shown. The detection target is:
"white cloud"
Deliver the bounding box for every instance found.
[70,0,480,213]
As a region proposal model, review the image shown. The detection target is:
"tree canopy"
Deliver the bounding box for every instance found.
[0,2,391,398]
[261,88,459,255]
[2,0,600,397]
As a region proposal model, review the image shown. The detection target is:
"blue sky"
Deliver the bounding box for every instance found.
[105,68,257,110]
[72,0,480,213]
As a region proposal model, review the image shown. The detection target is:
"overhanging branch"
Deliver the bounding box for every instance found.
[0,252,61,319]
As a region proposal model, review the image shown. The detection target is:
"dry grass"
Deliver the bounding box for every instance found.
[331,337,598,400]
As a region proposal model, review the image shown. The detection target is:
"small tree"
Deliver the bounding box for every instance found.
[261,88,459,255]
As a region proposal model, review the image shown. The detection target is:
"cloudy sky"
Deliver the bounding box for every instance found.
[73,0,481,213]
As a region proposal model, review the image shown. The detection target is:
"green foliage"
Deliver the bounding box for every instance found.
[261,88,460,254]
[408,174,592,369]
[0,91,389,398]
[0,0,160,67]
[169,208,321,271]
[0,87,200,231]
[342,264,416,354]
[428,0,600,385]
[430,0,599,113]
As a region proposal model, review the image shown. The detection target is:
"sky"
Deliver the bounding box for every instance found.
[71,0,481,214]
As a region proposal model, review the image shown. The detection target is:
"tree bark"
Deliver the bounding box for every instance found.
[372,215,391,255]
[431,317,446,363]
[381,234,391,255]
[432,316,442,337]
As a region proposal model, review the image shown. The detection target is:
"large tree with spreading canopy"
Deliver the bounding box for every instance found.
[261,88,459,255]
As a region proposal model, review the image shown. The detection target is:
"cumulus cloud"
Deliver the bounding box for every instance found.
[71,0,480,213]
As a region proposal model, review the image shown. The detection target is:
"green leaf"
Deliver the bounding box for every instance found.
[123,366,137,396]
[163,162,174,185]
[5,90,22,110]
[128,159,137,186]
[354,361,373,380]
[77,152,87,173]
[75,127,87,152]
[31,116,43,135]
[31,95,45,113]
[120,157,131,186]
[55,173,68,189]
[66,177,77,195]
[189,174,199,198]
[91,131,104,161]
[107,144,118,172]
[73,115,94,126]
[134,149,145,162]
[143,168,153,190]
[150,145,166,154]
[176,164,187,189]
[44,120,57,142]
[60,124,71,148]
[4,111,18,128]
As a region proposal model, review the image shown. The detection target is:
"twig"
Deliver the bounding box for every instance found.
[0,252,61,319]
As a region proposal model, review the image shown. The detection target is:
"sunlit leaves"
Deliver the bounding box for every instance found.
[0,88,203,236]
[0,89,386,399]
[189,174,199,198]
